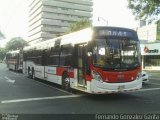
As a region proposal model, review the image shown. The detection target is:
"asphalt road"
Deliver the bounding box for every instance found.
[0,63,160,120]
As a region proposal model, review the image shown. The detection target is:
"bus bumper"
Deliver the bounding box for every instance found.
[89,79,142,94]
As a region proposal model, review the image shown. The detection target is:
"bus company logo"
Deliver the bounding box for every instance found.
[144,46,159,53]
[144,46,149,53]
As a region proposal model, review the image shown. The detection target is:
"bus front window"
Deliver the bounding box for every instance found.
[92,38,141,70]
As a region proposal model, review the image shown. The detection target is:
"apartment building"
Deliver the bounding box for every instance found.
[28,0,93,44]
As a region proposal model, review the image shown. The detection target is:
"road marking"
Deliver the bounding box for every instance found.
[1,87,160,104]
[4,76,15,83]
[138,87,160,92]
[1,94,84,104]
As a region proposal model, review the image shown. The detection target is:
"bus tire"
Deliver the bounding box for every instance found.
[62,73,70,92]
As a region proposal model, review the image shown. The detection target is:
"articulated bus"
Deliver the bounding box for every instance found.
[23,26,142,94]
[6,50,23,71]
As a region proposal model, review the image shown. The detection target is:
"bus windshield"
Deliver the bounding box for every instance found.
[92,38,141,70]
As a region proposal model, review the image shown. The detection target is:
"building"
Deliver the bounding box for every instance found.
[28,0,93,44]
[137,22,160,71]
[141,43,160,71]
[137,24,157,43]
[137,23,160,43]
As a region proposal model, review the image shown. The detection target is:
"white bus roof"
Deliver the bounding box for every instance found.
[23,27,93,51]
[23,26,137,51]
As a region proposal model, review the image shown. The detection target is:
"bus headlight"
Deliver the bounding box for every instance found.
[136,72,142,80]
[92,71,103,82]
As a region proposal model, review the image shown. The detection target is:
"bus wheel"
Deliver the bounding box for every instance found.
[62,73,70,92]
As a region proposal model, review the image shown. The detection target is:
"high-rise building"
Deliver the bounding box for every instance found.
[28,0,93,44]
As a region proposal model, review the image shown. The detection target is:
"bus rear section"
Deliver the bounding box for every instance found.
[5,50,23,71]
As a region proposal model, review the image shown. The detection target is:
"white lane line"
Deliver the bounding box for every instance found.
[138,87,160,92]
[1,94,84,104]
[4,76,15,83]
[1,88,160,104]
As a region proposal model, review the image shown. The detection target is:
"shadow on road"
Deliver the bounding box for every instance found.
[82,92,141,101]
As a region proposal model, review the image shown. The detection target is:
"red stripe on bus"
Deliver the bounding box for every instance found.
[56,67,74,78]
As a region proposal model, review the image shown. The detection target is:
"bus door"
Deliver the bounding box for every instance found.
[42,49,48,79]
[77,44,87,86]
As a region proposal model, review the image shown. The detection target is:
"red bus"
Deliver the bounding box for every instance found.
[5,50,23,71]
[23,26,142,94]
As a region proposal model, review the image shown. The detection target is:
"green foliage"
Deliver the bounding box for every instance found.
[66,19,92,33]
[0,47,7,61]
[6,37,28,51]
[128,0,160,23]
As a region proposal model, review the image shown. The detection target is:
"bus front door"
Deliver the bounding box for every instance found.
[42,49,48,79]
[77,44,87,87]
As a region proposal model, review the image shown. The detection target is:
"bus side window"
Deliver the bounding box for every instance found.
[48,47,60,66]
[60,44,73,66]
[36,50,42,65]
[42,49,47,66]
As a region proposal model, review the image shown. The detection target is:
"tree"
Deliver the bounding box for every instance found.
[0,47,7,61]
[66,19,92,33]
[6,37,28,51]
[128,0,160,23]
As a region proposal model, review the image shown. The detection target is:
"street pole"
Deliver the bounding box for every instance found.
[98,17,108,26]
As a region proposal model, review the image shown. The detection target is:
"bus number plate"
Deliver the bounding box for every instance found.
[118,85,125,91]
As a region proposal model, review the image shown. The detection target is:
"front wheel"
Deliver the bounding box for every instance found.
[62,73,70,92]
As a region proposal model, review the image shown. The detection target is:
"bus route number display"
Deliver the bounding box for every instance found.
[97,29,128,37]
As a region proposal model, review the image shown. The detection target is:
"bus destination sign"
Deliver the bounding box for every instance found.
[97,30,127,37]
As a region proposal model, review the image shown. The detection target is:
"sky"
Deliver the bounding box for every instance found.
[0,0,28,47]
[0,0,138,47]
[92,0,138,27]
